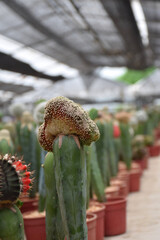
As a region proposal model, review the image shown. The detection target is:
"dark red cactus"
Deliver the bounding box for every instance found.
[113,124,121,138]
[0,155,31,206]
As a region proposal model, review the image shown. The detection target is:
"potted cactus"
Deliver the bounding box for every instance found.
[38,96,100,240]
[0,129,14,155]
[0,155,31,240]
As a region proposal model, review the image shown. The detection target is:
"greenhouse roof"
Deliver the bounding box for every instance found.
[0,0,158,73]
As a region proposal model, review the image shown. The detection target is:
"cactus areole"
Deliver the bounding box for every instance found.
[0,155,31,240]
[38,96,100,240]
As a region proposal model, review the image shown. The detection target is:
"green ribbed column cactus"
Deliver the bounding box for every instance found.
[20,111,40,198]
[0,155,32,240]
[38,97,100,240]
[89,142,106,202]
[95,120,110,187]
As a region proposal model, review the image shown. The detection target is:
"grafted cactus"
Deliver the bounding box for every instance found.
[9,103,25,120]
[38,96,99,240]
[0,155,31,240]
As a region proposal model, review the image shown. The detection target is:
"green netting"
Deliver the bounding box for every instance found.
[117,67,156,85]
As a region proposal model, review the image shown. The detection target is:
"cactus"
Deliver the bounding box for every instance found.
[34,101,47,212]
[89,142,106,202]
[38,96,99,240]
[0,155,31,240]
[9,103,25,120]
[94,119,110,187]
[0,129,14,155]
[20,111,40,198]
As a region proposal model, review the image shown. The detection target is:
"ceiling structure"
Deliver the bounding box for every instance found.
[0,0,156,73]
[0,0,160,106]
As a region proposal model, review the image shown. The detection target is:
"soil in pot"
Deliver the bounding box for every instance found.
[23,210,46,240]
[87,203,105,240]
[103,197,127,236]
[110,179,128,197]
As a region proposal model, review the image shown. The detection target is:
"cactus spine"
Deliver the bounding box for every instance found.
[38,96,100,240]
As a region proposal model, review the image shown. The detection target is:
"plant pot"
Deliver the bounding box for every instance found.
[105,186,120,198]
[148,144,160,157]
[87,213,97,240]
[129,169,141,192]
[87,203,105,240]
[118,161,127,171]
[23,210,46,240]
[103,197,127,236]
[110,179,128,197]
[20,196,39,213]
[133,154,149,171]
[117,171,130,195]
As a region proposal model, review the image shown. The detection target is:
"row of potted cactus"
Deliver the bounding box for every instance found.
[0,98,160,240]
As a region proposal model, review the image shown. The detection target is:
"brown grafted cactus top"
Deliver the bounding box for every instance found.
[38,96,100,151]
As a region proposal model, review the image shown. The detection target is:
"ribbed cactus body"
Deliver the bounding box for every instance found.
[20,125,39,197]
[44,152,64,240]
[84,145,91,209]
[106,122,117,177]
[90,142,105,202]
[0,158,20,203]
[53,136,87,240]
[95,120,110,187]
[0,205,24,240]
[119,123,132,170]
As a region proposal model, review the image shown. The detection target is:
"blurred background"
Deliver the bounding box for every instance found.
[0,0,160,115]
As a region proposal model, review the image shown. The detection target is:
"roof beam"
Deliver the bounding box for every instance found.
[0,52,65,82]
[100,0,151,69]
[2,0,92,68]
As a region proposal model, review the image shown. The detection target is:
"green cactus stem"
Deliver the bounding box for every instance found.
[89,142,106,202]
[0,129,14,155]
[44,152,64,240]
[84,145,91,209]
[54,135,87,240]
[95,120,110,187]
[0,155,32,240]
[38,96,100,240]
[20,112,40,198]
[0,205,24,240]
[119,122,132,170]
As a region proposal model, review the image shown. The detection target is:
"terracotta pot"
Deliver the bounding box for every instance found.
[154,128,160,140]
[20,196,38,213]
[118,162,127,171]
[23,210,46,240]
[133,154,149,171]
[87,203,105,240]
[117,171,130,195]
[148,145,160,157]
[110,179,128,197]
[87,213,97,240]
[105,186,120,198]
[103,197,127,236]
[129,168,141,192]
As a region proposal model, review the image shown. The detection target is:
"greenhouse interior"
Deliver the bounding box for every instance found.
[1,1,160,240]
